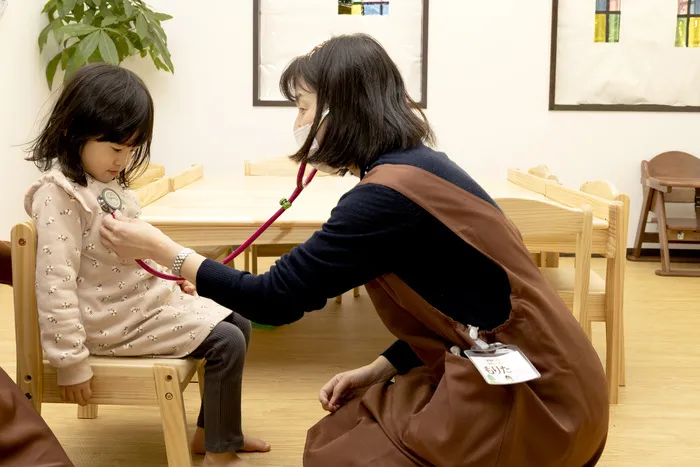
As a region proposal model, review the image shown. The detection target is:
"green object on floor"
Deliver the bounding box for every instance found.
[252,322,277,330]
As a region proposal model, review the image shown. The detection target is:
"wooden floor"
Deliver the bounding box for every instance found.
[1,258,699,466]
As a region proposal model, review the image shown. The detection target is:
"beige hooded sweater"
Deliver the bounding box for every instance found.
[25,170,232,386]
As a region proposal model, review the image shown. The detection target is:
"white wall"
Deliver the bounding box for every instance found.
[2,1,699,244]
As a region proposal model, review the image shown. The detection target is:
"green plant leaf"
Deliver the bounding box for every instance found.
[83,9,96,25]
[46,52,63,90]
[43,0,59,14]
[98,31,119,64]
[74,30,100,67]
[73,3,85,22]
[38,21,53,52]
[60,0,77,16]
[61,46,77,68]
[122,0,133,18]
[149,31,173,72]
[135,13,148,40]
[151,12,172,21]
[59,23,99,36]
[101,15,118,27]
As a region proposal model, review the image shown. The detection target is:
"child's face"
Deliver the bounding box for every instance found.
[81,140,135,183]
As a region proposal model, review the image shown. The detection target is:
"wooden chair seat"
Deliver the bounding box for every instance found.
[41,356,200,406]
[540,268,606,321]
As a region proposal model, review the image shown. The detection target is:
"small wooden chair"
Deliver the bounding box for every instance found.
[629,151,700,277]
[244,156,360,303]
[498,197,593,335]
[11,221,204,467]
[580,179,629,387]
[507,168,627,403]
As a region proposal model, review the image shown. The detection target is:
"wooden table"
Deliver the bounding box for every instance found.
[140,175,609,248]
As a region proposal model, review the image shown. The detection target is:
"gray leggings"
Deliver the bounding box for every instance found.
[188,312,251,453]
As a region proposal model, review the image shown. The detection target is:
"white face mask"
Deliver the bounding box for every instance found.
[293,109,335,173]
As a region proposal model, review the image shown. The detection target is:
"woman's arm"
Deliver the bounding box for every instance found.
[32,184,91,387]
[102,183,427,372]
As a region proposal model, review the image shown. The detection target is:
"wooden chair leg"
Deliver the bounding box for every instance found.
[153,365,192,467]
[654,191,672,275]
[353,287,360,297]
[244,248,250,272]
[335,293,343,304]
[197,363,205,400]
[77,404,98,419]
[544,253,560,268]
[630,185,653,259]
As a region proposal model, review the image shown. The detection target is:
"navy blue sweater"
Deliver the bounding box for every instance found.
[197,144,512,374]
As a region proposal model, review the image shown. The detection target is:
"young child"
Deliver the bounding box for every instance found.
[25,63,268,467]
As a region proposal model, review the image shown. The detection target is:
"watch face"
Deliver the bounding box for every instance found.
[100,189,122,211]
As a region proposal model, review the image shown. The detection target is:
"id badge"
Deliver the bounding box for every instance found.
[463,345,540,385]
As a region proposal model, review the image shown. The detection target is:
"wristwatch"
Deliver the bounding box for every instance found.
[172,248,195,277]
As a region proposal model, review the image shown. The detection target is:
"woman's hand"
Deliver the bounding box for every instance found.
[60,378,93,406]
[178,279,196,295]
[319,356,397,413]
[100,211,178,264]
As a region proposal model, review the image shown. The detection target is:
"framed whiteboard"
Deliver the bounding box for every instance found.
[550,0,700,112]
[253,0,429,107]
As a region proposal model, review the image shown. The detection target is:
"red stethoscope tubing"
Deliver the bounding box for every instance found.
[120,162,318,282]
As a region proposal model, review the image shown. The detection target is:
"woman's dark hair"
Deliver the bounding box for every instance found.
[280,33,434,173]
[26,63,154,187]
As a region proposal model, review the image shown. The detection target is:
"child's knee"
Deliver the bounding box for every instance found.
[219,325,247,364]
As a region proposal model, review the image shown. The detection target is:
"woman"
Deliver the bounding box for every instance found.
[101,34,609,466]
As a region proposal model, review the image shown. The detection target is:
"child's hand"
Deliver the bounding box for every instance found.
[60,378,93,406]
[178,280,196,295]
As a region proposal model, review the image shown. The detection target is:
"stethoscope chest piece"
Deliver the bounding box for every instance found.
[98,188,122,214]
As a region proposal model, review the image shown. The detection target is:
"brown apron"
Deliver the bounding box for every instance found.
[0,367,73,466]
[304,164,609,466]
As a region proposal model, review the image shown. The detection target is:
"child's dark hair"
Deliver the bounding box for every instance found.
[280,33,434,173]
[26,63,154,187]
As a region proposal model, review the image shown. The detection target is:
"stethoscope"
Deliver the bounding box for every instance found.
[98,162,318,281]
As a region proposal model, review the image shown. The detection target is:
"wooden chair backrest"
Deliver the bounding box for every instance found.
[11,222,43,402]
[498,197,592,238]
[527,164,560,183]
[645,151,700,179]
[129,163,166,190]
[244,156,332,177]
[169,164,204,191]
[507,168,557,195]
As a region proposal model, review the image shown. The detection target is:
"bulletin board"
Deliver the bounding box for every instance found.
[252,0,429,107]
[550,0,700,111]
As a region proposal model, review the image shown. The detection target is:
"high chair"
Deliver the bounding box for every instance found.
[244,156,360,303]
[11,221,203,467]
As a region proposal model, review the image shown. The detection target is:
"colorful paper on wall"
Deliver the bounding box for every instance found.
[676,0,700,47]
[338,0,389,16]
[594,0,621,43]
[554,0,700,107]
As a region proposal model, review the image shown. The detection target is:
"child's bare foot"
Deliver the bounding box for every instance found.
[191,428,270,455]
[240,436,270,453]
[202,452,251,467]
[191,427,205,455]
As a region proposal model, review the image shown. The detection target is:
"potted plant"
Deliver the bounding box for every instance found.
[38,0,174,90]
